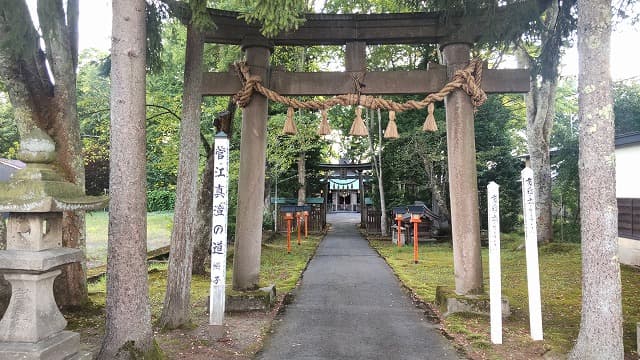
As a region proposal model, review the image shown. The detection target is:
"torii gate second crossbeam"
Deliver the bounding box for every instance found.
[188,8,534,297]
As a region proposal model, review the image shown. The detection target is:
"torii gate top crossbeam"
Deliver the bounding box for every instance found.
[202,1,550,46]
[205,10,446,46]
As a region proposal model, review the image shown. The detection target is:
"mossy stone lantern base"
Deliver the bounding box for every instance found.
[0,131,107,360]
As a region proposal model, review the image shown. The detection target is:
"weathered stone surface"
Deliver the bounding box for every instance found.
[208,324,225,340]
[16,128,56,164]
[0,270,66,342]
[435,285,510,318]
[225,285,276,312]
[443,43,484,295]
[0,330,81,360]
[0,163,107,213]
[0,248,83,272]
[0,275,9,318]
[232,44,271,290]
[6,213,62,251]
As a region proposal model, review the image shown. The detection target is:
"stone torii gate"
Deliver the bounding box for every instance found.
[192,9,532,295]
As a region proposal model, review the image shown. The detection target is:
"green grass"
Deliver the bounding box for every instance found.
[68,232,323,337]
[369,236,640,357]
[85,211,174,268]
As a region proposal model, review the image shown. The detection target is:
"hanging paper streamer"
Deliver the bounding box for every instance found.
[317,109,331,136]
[422,103,438,132]
[384,110,399,139]
[283,107,298,135]
[348,106,369,137]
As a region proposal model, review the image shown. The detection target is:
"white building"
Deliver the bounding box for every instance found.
[616,133,640,267]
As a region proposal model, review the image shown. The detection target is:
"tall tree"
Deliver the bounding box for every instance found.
[517,0,576,244]
[99,0,158,358]
[0,0,88,306]
[569,0,623,357]
[368,109,388,236]
[159,23,203,329]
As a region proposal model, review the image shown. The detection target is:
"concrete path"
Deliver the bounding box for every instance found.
[257,212,460,360]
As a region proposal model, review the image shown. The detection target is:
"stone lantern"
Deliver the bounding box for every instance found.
[0,129,107,359]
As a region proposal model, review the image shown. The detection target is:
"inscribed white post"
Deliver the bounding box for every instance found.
[521,167,543,341]
[210,133,230,327]
[487,181,502,344]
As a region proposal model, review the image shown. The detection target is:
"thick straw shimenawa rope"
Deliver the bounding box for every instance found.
[232,59,487,132]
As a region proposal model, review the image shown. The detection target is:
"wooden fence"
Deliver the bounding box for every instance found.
[367,209,434,239]
[366,209,383,234]
[276,204,326,234]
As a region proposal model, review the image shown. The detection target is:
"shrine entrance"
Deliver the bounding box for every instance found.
[320,162,371,213]
[190,7,532,294]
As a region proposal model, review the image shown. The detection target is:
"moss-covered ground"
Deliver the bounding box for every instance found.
[65,232,323,358]
[369,234,640,359]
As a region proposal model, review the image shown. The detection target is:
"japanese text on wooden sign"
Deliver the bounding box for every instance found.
[210,133,230,327]
[487,182,502,344]
[521,167,543,341]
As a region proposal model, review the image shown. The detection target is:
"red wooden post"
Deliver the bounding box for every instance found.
[395,213,404,247]
[304,210,309,238]
[285,212,294,253]
[296,211,302,245]
[410,213,422,264]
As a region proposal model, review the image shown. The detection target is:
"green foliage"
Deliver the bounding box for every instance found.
[77,49,111,194]
[147,190,176,212]
[238,0,307,37]
[323,0,411,13]
[146,1,170,73]
[379,94,523,232]
[380,105,445,210]
[475,95,523,232]
[0,94,18,158]
[614,81,640,135]
[369,238,640,356]
[266,107,329,199]
[551,80,580,241]
[189,0,216,31]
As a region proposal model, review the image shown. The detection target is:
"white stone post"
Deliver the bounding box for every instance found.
[487,182,502,344]
[209,132,230,339]
[521,167,543,341]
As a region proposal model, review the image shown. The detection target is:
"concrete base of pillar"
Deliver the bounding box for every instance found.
[225,285,277,312]
[208,325,225,340]
[435,286,510,318]
[0,330,88,360]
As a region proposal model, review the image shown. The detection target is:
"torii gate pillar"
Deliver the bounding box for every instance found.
[232,38,272,290]
[442,42,484,295]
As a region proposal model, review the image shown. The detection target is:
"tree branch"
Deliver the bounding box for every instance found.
[146,104,182,121]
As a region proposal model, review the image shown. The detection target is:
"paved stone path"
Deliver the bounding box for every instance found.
[257,212,460,360]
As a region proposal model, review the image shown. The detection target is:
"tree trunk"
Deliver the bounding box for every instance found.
[370,109,388,236]
[37,0,87,306]
[192,147,215,276]
[524,77,556,244]
[518,0,576,244]
[159,24,204,329]
[297,152,306,205]
[98,1,156,358]
[569,0,623,357]
[0,0,87,307]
